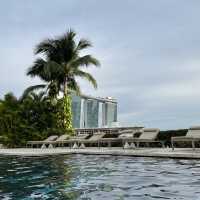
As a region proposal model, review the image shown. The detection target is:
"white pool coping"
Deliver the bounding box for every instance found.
[1,147,200,159]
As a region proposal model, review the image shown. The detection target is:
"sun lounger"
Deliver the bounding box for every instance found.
[124,128,164,148]
[171,126,200,150]
[61,133,90,148]
[41,133,90,148]
[78,132,107,148]
[27,135,58,148]
[99,129,136,147]
[42,134,70,147]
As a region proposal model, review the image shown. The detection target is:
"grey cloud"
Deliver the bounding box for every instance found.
[1,0,200,129]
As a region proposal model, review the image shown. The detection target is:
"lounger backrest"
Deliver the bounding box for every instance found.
[56,134,70,141]
[77,134,89,139]
[187,126,200,138]
[139,128,160,140]
[88,132,106,141]
[119,129,134,134]
[44,135,58,141]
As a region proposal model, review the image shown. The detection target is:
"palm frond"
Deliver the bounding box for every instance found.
[34,39,55,55]
[37,91,46,101]
[43,61,64,81]
[76,39,92,51]
[67,78,81,95]
[27,58,47,79]
[57,29,77,62]
[74,70,97,89]
[62,29,76,41]
[27,91,47,102]
[72,55,100,68]
[21,84,46,101]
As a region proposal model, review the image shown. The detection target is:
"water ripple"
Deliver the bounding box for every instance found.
[0,155,200,199]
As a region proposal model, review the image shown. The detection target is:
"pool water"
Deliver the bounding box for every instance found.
[0,155,200,200]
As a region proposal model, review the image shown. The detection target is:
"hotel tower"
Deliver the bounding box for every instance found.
[71,94,117,128]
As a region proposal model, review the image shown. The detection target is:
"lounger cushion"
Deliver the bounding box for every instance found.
[56,135,70,141]
[139,128,160,140]
[27,135,58,145]
[44,135,58,141]
[186,127,200,138]
[119,129,134,134]
[119,133,134,138]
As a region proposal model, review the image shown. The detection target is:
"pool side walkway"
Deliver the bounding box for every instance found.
[0,148,200,159]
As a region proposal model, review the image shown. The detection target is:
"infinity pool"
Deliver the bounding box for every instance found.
[0,155,200,200]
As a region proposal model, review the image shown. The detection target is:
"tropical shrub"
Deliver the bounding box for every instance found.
[0,92,64,147]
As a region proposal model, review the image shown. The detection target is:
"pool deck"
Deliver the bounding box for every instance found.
[1,147,200,159]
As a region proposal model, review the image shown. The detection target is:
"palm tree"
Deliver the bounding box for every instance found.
[25,29,100,132]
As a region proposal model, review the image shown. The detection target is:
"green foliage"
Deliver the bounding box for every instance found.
[158,129,187,141]
[63,95,74,135]
[0,92,63,147]
[158,129,188,147]
[56,96,74,135]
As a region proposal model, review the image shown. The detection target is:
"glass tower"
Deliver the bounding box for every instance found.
[71,95,82,128]
[85,99,99,128]
[71,94,117,128]
[104,102,117,127]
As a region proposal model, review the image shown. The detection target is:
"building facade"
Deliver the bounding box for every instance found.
[71,94,117,128]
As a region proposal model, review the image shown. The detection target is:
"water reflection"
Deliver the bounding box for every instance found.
[0,155,200,199]
[0,155,76,199]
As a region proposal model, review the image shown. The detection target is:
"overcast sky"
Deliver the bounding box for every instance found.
[1,0,200,130]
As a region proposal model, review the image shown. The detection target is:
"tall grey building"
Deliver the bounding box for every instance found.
[71,94,117,128]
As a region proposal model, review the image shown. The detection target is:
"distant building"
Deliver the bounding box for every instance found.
[71,94,117,128]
